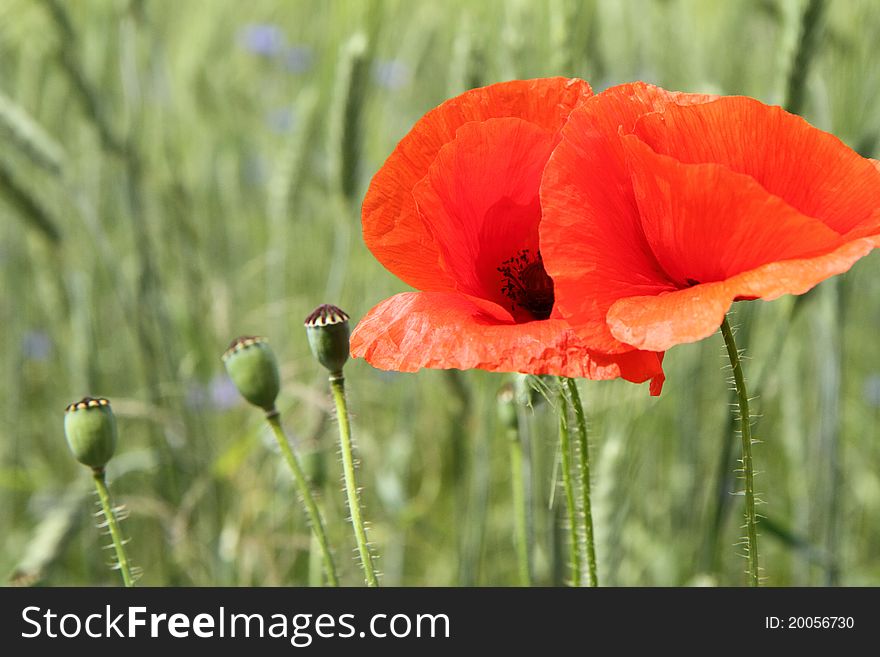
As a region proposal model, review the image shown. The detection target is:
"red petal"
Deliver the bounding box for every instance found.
[412,117,557,308]
[350,291,665,391]
[631,96,880,236]
[622,134,842,286]
[364,78,592,292]
[607,238,876,351]
[540,82,715,354]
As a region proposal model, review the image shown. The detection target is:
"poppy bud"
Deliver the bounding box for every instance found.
[497,383,519,432]
[64,397,117,469]
[222,336,281,412]
[304,304,351,376]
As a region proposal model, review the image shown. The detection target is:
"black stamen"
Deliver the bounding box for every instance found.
[497,249,555,320]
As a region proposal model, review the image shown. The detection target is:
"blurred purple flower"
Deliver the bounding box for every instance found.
[185,375,241,411]
[185,383,208,409]
[282,46,314,73]
[210,375,240,410]
[239,24,286,57]
[373,59,411,90]
[22,330,52,362]
[864,374,880,408]
[266,107,296,133]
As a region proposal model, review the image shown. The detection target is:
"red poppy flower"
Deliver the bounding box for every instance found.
[540,82,880,353]
[350,78,666,393]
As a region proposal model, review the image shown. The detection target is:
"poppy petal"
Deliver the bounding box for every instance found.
[607,238,876,351]
[622,133,842,287]
[540,82,715,354]
[631,96,880,236]
[412,117,557,309]
[364,78,592,292]
[726,237,876,300]
[350,291,665,390]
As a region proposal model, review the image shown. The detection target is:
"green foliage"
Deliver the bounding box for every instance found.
[2,0,879,586]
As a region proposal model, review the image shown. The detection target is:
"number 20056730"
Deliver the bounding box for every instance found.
[765,616,854,630]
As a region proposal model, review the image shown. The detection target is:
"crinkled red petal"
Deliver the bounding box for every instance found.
[350,291,665,392]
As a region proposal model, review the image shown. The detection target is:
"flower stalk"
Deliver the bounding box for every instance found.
[556,382,581,586]
[91,467,135,587]
[498,384,531,586]
[565,378,598,587]
[720,315,761,586]
[265,411,339,587]
[508,428,531,586]
[330,374,379,586]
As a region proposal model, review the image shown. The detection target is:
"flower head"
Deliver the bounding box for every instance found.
[305,304,351,376]
[64,397,117,469]
[540,82,880,353]
[350,78,665,393]
[222,336,281,412]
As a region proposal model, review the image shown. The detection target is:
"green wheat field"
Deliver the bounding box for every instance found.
[2,0,879,587]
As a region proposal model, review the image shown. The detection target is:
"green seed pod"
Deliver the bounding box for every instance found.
[304,304,351,376]
[497,383,519,432]
[222,336,281,412]
[64,397,117,469]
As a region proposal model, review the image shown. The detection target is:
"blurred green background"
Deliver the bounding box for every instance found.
[2,0,879,586]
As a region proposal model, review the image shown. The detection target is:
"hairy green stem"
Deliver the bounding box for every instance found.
[308,533,324,587]
[507,426,531,586]
[557,383,581,586]
[91,469,134,587]
[566,378,598,587]
[329,374,379,587]
[720,316,760,587]
[266,411,339,587]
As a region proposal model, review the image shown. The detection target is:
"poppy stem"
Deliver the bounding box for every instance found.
[720,315,761,587]
[329,373,380,587]
[557,381,582,586]
[91,468,135,587]
[265,410,339,586]
[565,378,599,587]
[507,423,531,586]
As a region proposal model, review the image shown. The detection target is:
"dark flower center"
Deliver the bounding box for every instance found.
[497,249,555,320]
